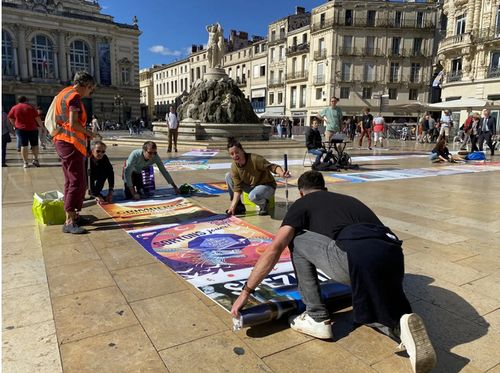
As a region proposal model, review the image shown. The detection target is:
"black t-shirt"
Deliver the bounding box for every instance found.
[282,190,382,241]
[362,114,373,129]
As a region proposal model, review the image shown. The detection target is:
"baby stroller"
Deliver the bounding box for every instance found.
[312,134,359,171]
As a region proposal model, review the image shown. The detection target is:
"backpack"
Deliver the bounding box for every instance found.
[44,96,60,137]
[465,151,486,160]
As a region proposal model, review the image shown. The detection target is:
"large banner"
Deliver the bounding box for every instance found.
[97,42,111,86]
[100,197,213,231]
[101,196,351,322]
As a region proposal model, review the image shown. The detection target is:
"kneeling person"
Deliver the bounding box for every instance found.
[89,140,114,203]
[231,171,436,373]
[225,137,290,216]
[123,141,180,200]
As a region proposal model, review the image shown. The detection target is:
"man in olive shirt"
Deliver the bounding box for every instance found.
[320,96,343,142]
[225,137,290,216]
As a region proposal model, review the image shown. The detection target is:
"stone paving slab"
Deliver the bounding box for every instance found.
[2,140,500,372]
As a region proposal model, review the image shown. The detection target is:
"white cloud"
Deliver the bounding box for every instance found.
[149,45,182,57]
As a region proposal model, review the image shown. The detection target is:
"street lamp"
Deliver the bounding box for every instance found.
[114,94,123,125]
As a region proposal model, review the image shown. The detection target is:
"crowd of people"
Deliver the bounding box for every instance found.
[12,82,487,373]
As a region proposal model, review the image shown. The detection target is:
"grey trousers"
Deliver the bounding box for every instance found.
[224,172,275,208]
[291,230,350,321]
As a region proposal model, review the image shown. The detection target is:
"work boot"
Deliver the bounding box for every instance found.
[258,200,269,216]
[62,223,87,234]
[399,313,436,373]
[289,312,333,340]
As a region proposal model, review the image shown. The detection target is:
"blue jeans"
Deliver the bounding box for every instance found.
[291,230,350,321]
[308,148,325,164]
[224,172,275,209]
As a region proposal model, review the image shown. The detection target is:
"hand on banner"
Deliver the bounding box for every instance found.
[95,195,105,204]
[231,291,250,317]
[132,192,141,200]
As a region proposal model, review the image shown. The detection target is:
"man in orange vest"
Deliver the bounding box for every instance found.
[53,71,97,234]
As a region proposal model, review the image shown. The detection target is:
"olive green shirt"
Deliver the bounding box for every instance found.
[230,153,278,193]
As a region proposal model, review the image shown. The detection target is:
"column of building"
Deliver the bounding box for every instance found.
[17,26,29,80]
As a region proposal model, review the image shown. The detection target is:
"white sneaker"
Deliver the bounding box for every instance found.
[23,162,29,168]
[399,313,436,373]
[289,312,333,340]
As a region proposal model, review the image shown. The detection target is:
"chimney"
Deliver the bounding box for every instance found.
[296,6,305,14]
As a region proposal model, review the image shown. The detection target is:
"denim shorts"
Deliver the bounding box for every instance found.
[16,129,39,147]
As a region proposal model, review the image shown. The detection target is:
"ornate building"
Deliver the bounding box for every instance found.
[438,0,500,121]
[2,0,141,124]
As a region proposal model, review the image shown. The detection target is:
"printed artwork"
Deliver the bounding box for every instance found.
[163,158,210,171]
[182,149,219,157]
[100,198,213,231]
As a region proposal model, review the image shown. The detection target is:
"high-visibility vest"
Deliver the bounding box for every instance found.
[52,86,88,156]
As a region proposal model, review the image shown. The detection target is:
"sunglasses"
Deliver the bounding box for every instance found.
[146,150,157,155]
[95,150,106,154]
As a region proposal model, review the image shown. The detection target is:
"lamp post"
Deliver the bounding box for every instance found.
[114,94,123,125]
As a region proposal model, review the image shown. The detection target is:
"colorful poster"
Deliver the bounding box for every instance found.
[100,198,212,231]
[128,213,291,284]
[182,149,219,157]
[163,158,210,171]
[192,179,289,195]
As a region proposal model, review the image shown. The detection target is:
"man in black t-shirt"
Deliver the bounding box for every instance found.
[231,171,436,373]
[88,140,114,204]
[304,119,326,166]
[359,107,373,149]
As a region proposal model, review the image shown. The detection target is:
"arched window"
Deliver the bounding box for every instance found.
[31,34,54,78]
[69,40,90,76]
[2,31,15,76]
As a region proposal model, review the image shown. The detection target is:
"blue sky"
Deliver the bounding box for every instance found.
[99,0,325,68]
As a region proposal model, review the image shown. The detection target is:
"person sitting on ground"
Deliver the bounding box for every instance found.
[88,140,114,204]
[429,137,464,163]
[225,137,290,216]
[231,170,436,373]
[123,141,180,200]
[305,119,326,167]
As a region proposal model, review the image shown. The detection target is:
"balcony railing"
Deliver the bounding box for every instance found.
[235,76,247,86]
[285,70,308,81]
[338,46,357,56]
[268,79,284,88]
[389,49,404,58]
[314,49,327,60]
[338,75,353,83]
[487,67,500,78]
[286,42,310,56]
[268,35,286,46]
[332,17,434,29]
[440,33,472,50]
[311,19,334,32]
[362,47,381,57]
[388,75,400,83]
[314,75,325,85]
[474,26,500,42]
[447,71,463,82]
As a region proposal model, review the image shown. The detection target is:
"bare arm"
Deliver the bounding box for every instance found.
[231,225,295,317]
[69,111,94,137]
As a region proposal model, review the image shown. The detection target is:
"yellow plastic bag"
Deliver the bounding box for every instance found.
[32,191,65,225]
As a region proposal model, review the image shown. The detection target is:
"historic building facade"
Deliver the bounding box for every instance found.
[438,0,500,125]
[2,0,141,123]
[147,1,441,128]
[307,0,438,122]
